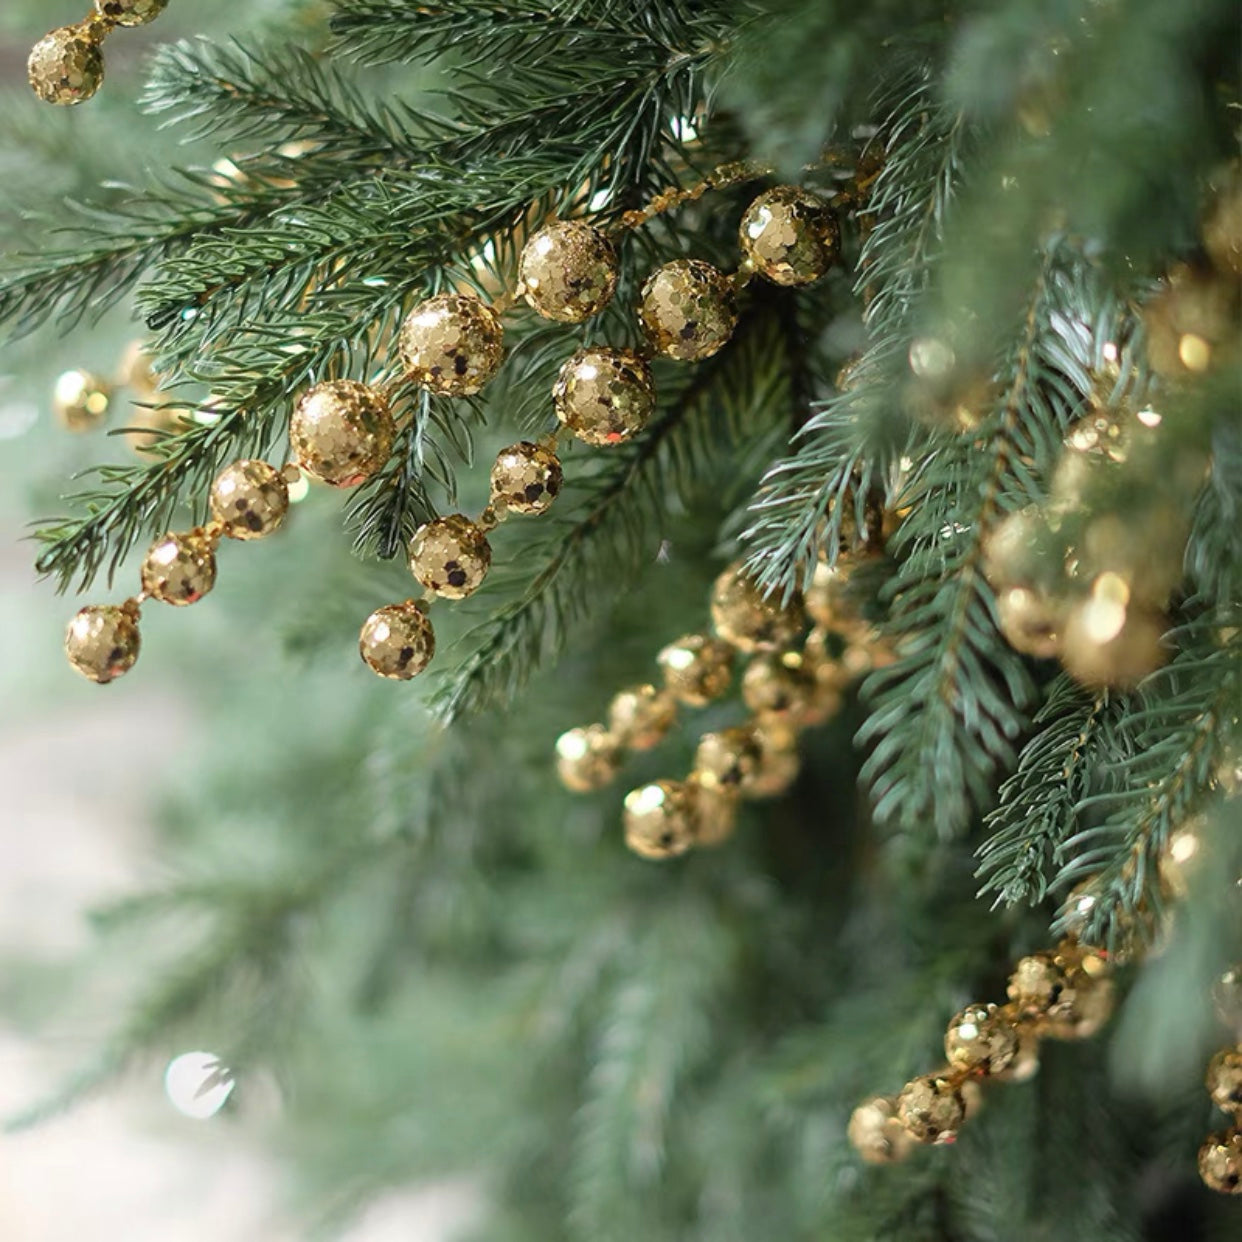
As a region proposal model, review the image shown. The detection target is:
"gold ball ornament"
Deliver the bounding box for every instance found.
[848,1096,914,1165]
[290,380,394,487]
[553,347,655,446]
[95,0,169,24]
[359,601,435,680]
[804,557,871,641]
[399,294,504,396]
[944,1003,1020,1075]
[897,1074,966,1144]
[656,633,734,707]
[53,369,111,432]
[996,585,1064,659]
[209,460,289,540]
[741,651,818,724]
[710,563,804,653]
[1060,600,1167,690]
[489,441,562,515]
[694,726,765,795]
[408,514,492,599]
[688,776,738,847]
[518,221,619,322]
[555,724,621,793]
[1008,947,1113,1037]
[1207,1048,1242,1116]
[638,259,738,361]
[738,186,840,286]
[140,532,217,606]
[607,684,676,751]
[28,24,105,106]
[623,780,697,860]
[64,603,141,684]
[1198,1131,1242,1194]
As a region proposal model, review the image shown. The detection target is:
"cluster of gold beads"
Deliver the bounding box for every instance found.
[28,1,169,106]
[555,519,891,859]
[64,457,296,684]
[1197,966,1242,1195]
[849,939,1115,1163]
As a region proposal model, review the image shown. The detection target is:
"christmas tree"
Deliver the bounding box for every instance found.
[2,0,1241,1237]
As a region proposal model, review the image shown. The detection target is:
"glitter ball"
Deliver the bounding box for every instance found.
[209,460,289,540]
[28,24,104,106]
[656,633,734,706]
[490,441,563,515]
[553,347,655,446]
[710,562,804,652]
[140,532,217,606]
[623,780,697,860]
[290,380,394,487]
[64,604,141,684]
[519,221,619,322]
[638,259,737,361]
[359,602,435,680]
[95,0,169,24]
[399,294,504,396]
[408,514,492,599]
[555,724,621,792]
[738,186,839,286]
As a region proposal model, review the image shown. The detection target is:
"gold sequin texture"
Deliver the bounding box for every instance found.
[739,186,839,286]
[690,779,738,847]
[623,780,697,860]
[553,347,655,446]
[741,651,818,723]
[398,294,504,396]
[1207,1048,1242,1115]
[944,1003,1019,1075]
[408,514,491,599]
[490,441,563,515]
[290,380,394,488]
[804,557,871,641]
[555,724,620,792]
[359,603,435,680]
[210,460,289,540]
[64,604,140,684]
[897,1075,966,1144]
[694,726,764,795]
[519,221,619,323]
[1199,1132,1242,1194]
[656,633,734,706]
[140,532,217,606]
[52,369,110,432]
[848,1097,914,1166]
[28,24,104,106]
[607,684,676,750]
[638,259,738,361]
[710,562,804,652]
[95,0,168,23]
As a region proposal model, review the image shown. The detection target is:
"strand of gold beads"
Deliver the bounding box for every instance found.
[1197,966,1242,1195]
[28,2,169,106]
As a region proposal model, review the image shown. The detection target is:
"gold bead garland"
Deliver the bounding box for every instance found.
[28,2,170,106]
[1197,961,1242,1195]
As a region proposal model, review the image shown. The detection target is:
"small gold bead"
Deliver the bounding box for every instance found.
[209,460,289,540]
[399,294,504,396]
[638,259,737,361]
[897,1074,966,1144]
[1207,1047,1242,1117]
[656,633,734,706]
[518,221,619,322]
[408,515,492,599]
[28,24,105,106]
[1198,1130,1242,1194]
[556,725,621,792]
[64,604,141,684]
[607,685,677,750]
[944,1003,1020,1075]
[140,532,217,606]
[358,601,435,680]
[623,780,697,860]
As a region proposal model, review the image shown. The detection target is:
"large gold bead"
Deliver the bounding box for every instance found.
[638,259,737,361]
[1207,1047,1242,1116]
[738,186,839,287]
[399,294,504,396]
[94,0,168,24]
[358,601,435,680]
[1198,1131,1242,1194]
[555,724,621,792]
[489,441,562,515]
[607,684,677,751]
[53,369,111,432]
[209,460,289,540]
[656,633,734,706]
[741,651,818,724]
[848,1096,914,1165]
[944,1003,1020,1075]
[64,604,141,684]
[140,532,217,606]
[710,563,804,653]
[290,380,394,487]
[804,557,871,641]
[408,514,491,599]
[694,726,765,796]
[897,1074,966,1144]
[996,585,1064,659]
[553,347,655,446]
[1060,601,1167,690]
[518,221,619,322]
[623,779,697,860]
[28,24,104,106]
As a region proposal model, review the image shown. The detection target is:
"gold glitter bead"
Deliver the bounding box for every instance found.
[1060,602,1166,690]
[897,1074,966,1144]
[518,221,619,322]
[28,24,105,106]
[399,294,504,396]
[996,585,1064,658]
[1007,947,1113,1037]
[209,460,289,540]
[607,684,677,751]
[95,0,168,24]
[408,514,491,599]
[656,633,734,707]
[694,726,764,796]
[848,1097,914,1165]
[688,775,738,847]
[738,186,839,287]
[358,602,435,680]
[489,441,563,515]
[53,369,111,432]
[556,724,621,792]
[710,562,804,653]
[1207,1047,1242,1116]
[290,380,394,487]
[638,259,738,361]
[553,347,655,446]
[64,603,140,684]
[741,651,818,724]
[623,779,697,860]
[1198,1131,1242,1194]
[140,532,217,606]
[944,1003,1020,1075]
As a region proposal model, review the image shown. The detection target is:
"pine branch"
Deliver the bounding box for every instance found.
[1187,418,1242,607]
